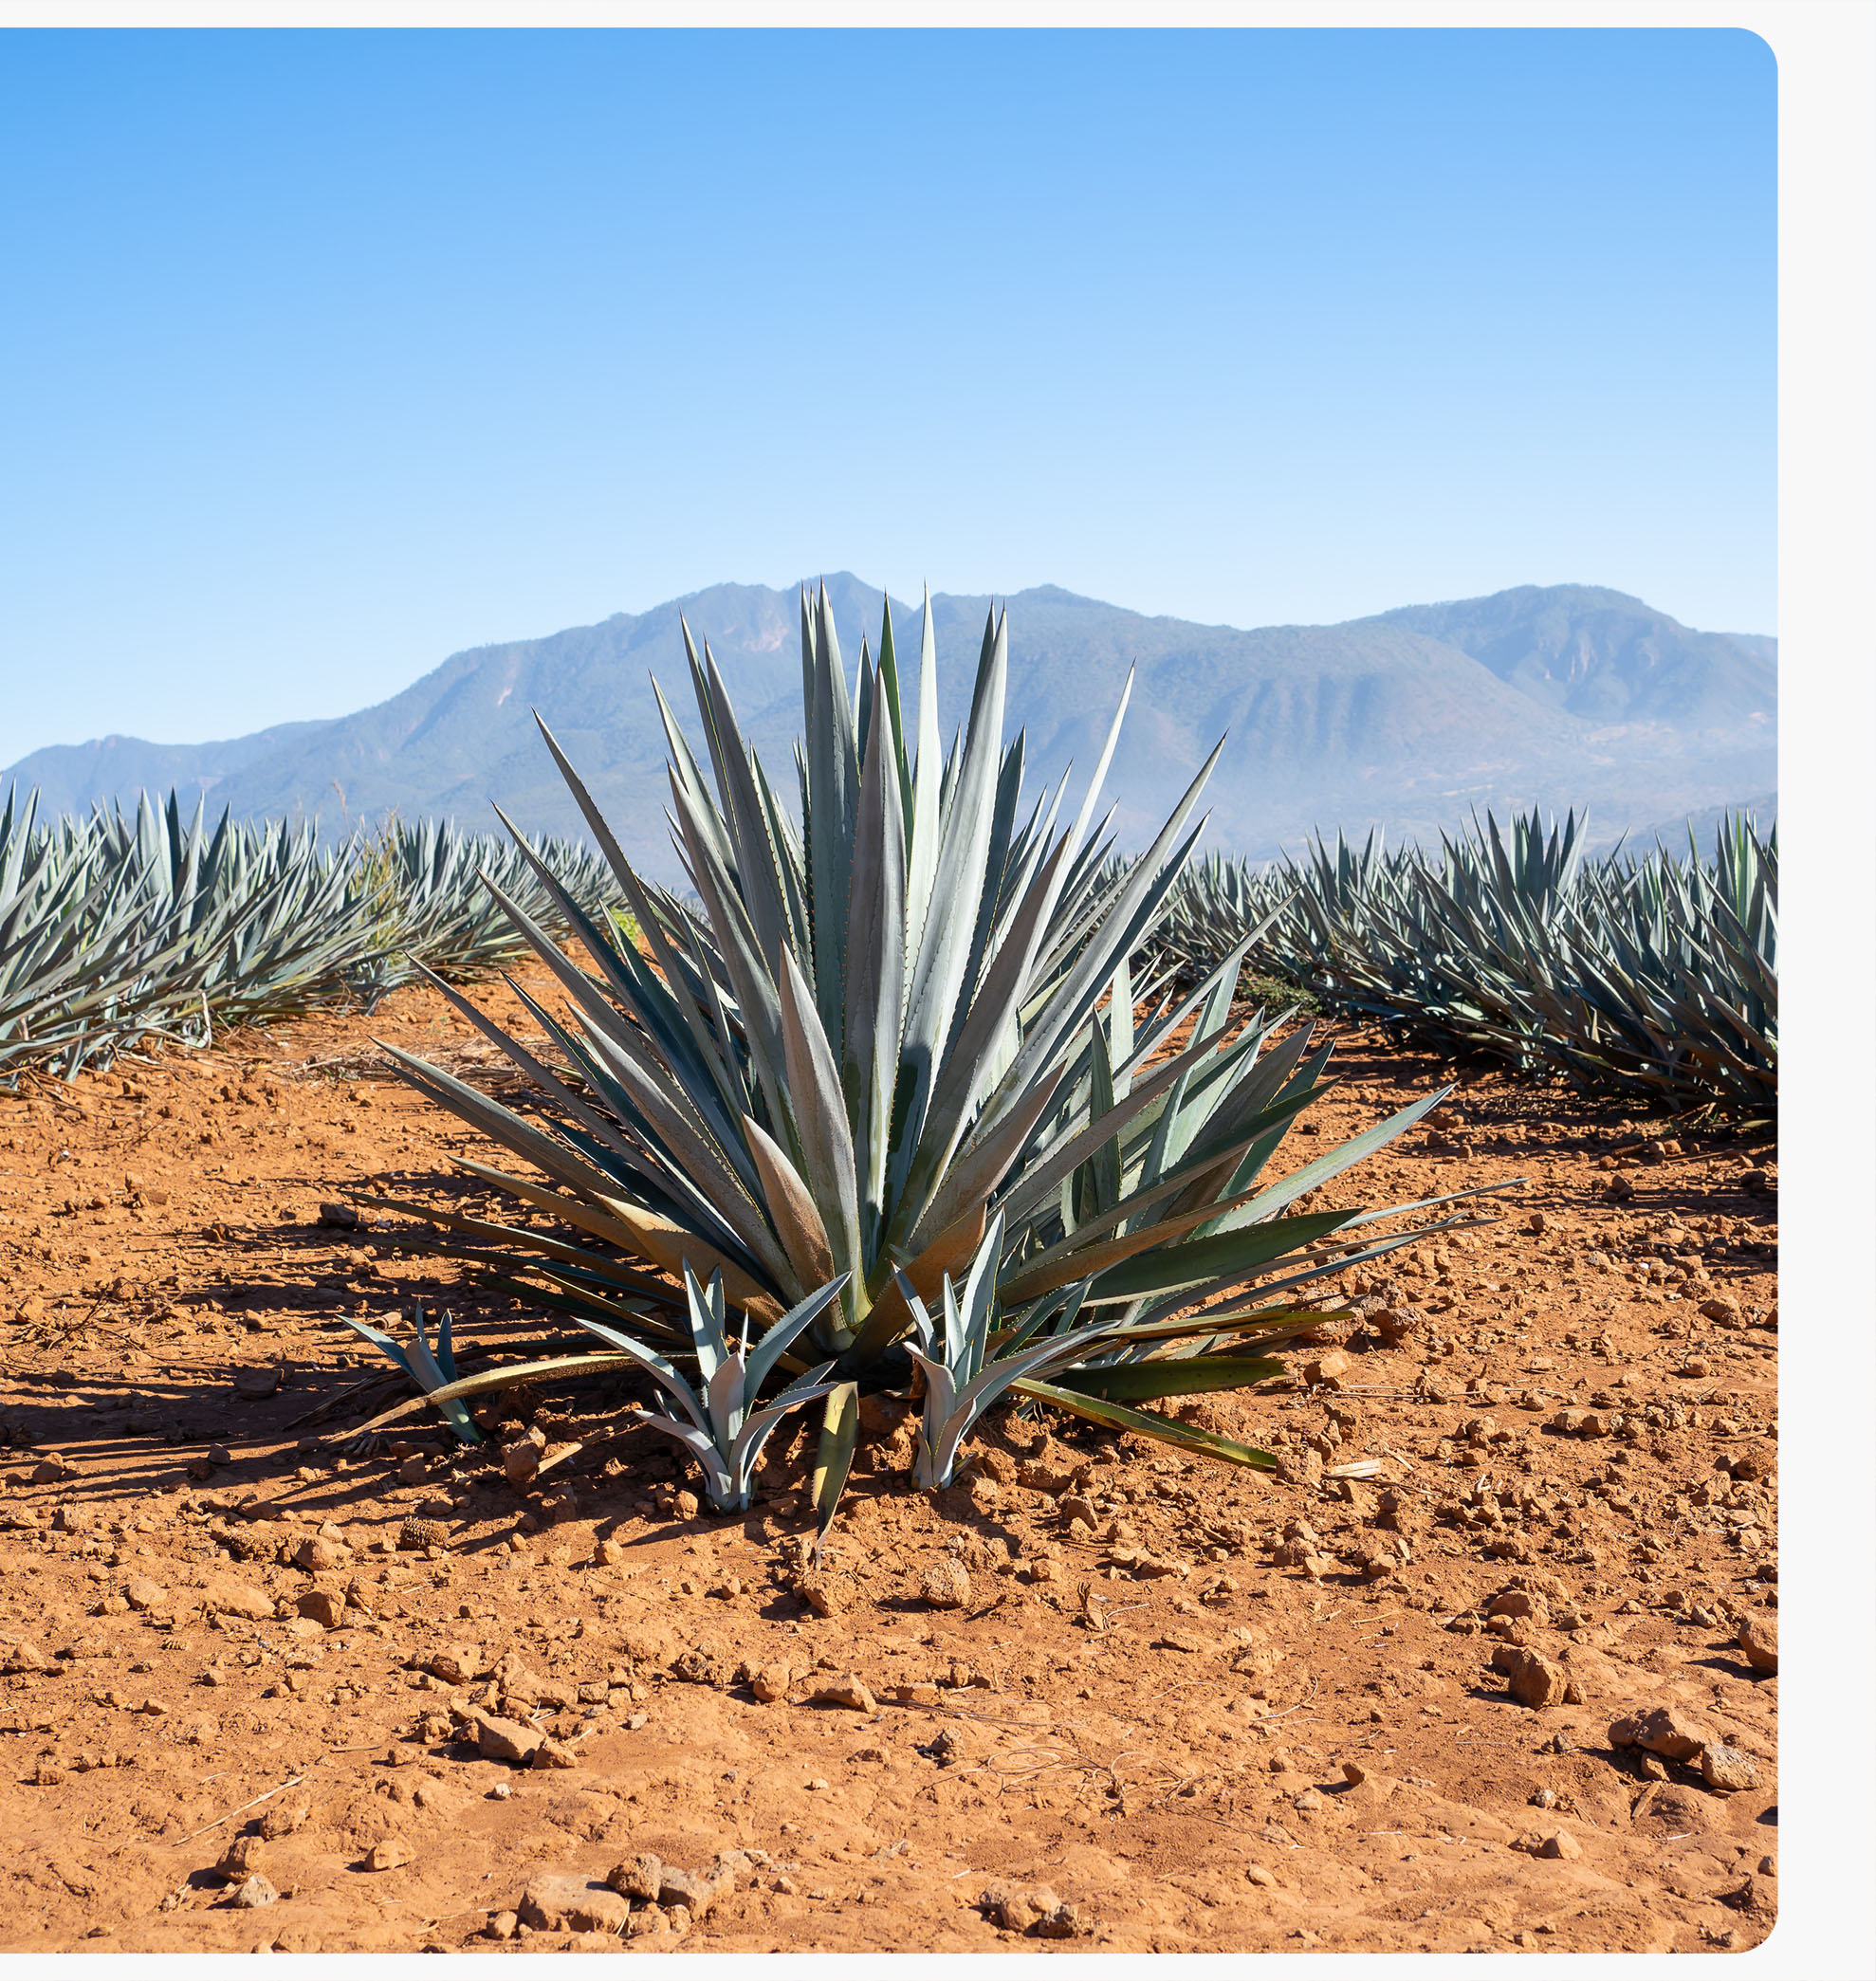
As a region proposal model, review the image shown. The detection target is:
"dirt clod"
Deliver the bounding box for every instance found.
[919,1558,971,1609]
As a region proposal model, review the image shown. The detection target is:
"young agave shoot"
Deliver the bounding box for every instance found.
[894,1214,1130,1491]
[610,1269,848,1513]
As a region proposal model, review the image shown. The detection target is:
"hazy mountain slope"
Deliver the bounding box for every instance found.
[1370,584,1776,730]
[2,719,341,822]
[4,578,1776,878]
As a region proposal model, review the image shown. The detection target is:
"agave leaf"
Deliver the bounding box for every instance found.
[727,1368,841,1486]
[420,1351,641,1408]
[776,945,863,1337]
[907,1059,1067,1259]
[805,585,858,1052]
[1083,1205,1360,1306]
[840,660,907,1251]
[528,715,752,1119]
[374,1040,631,1206]
[901,587,944,971]
[811,1381,860,1552]
[894,606,1009,1181]
[742,1111,835,1293]
[584,1193,785,1324]
[890,835,1075,1248]
[688,629,794,975]
[1047,1353,1285,1402]
[746,1276,850,1399]
[340,1312,480,1443]
[1204,1087,1451,1236]
[1014,1379,1278,1470]
[995,1172,1295,1306]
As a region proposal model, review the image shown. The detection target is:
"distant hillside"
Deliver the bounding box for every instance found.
[1371,585,1775,730]
[4,578,1775,878]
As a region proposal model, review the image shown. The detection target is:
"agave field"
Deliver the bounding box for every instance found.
[0,591,1780,1954]
[1152,808,1776,1118]
[0,788,634,1083]
[2,595,1777,1545]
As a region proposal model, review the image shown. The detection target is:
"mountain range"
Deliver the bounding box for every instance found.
[4,578,1775,879]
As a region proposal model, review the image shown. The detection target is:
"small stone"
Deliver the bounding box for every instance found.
[1491,1644,1568,1708]
[1294,1788,1323,1812]
[296,1589,344,1630]
[607,1853,662,1902]
[124,1577,169,1612]
[673,1489,700,1521]
[1730,1441,1775,1483]
[1244,1864,1277,1888]
[233,1367,281,1401]
[367,1841,411,1872]
[485,1911,519,1941]
[1340,1761,1367,1787]
[978,1880,1086,1937]
[1736,1615,1778,1674]
[1511,1828,1581,1862]
[805,1776,830,1791]
[920,1558,972,1609]
[796,1572,845,1617]
[217,1836,271,1881]
[528,1736,579,1770]
[424,1643,482,1686]
[1304,1351,1351,1386]
[230,1875,279,1909]
[657,1864,731,1917]
[810,1673,877,1714]
[291,1535,348,1572]
[1700,1743,1760,1793]
[1609,1703,1713,1763]
[749,1662,793,1704]
[259,1805,307,1842]
[471,1709,550,1766]
[593,1538,626,1567]
[200,1577,276,1622]
[502,1434,543,1487]
[519,1877,631,1935]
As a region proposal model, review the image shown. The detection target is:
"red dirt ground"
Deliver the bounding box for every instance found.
[0,964,1777,1953]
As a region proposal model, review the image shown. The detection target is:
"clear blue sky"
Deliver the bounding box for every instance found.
[1,27,1775,761]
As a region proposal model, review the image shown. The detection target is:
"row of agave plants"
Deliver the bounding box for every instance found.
[352,587,1511,1538]
[1151,807,1776,1117]
[0,787,633,1081]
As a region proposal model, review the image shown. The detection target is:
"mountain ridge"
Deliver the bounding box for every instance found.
[4,578,1775,874]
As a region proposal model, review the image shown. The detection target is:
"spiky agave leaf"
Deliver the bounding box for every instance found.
[340,1302,482,1444]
